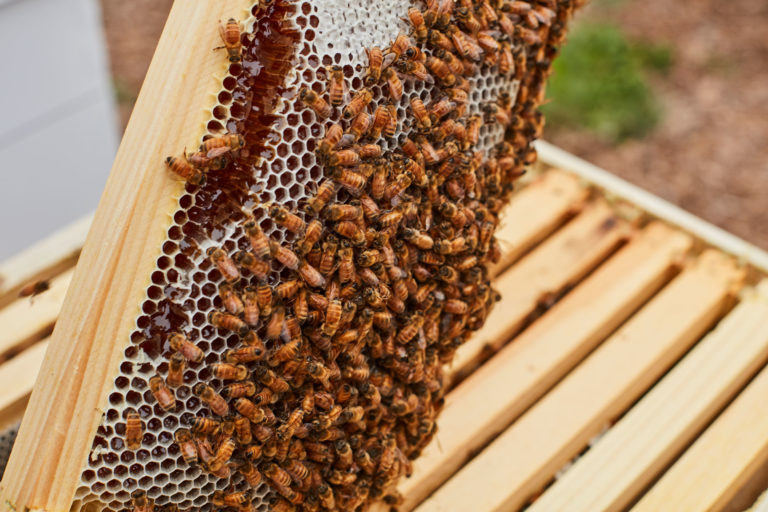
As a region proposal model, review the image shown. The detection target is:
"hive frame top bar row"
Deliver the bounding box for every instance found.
[536,140,768,274]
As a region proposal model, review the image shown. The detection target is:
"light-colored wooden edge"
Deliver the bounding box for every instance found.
[0,341,48,435]
[448,199,631,384]
[382,222,691,511]
[0,215,91,310]
[490,170,588,276]
[0,269,73,362]
[534,278,768,511]
[418,250,744,512]
[536,140,768,273]
[0,2,255,510]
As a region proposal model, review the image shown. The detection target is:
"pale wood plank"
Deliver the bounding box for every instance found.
[0,341,48,434]
[0,2,255,509]
[417,250,744,512]
[490,170,588,276]
[0,214,89,309]
[386,222,692,511]
[0,269,73,362]
[549,281,768,512]
[449,199,631,383]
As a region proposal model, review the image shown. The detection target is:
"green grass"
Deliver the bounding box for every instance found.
[542,23,672,143]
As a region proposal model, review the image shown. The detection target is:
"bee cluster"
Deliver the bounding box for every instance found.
[77,0,580,511]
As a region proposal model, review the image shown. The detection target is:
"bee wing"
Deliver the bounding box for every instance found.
[207,146,231,159]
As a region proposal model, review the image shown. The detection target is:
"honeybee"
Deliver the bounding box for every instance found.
[306,359,332,388]
[194,383,229,416]
[166,351,186,387]
[364,46,383,85]
[384,171,413,200]
[428,27,454,51]
[401,227,434,249]
[410,96,432,130]
[326,65,346,106]
[173,428,198,465]
[397,59,433,83]
[131,490,154,512]
[356,143,382,159]
[165,156,205,186]
[123,410,144,450]
[240,460,263,487]
[243,219,271,260]
[346,111,372,143]
[299,260,326,288]
[234,397,266,423]
[265,304,286,341]
[429,98,455,123]
[208,311,249,337]
[318,235,339,276]
[18,280,49,299]
[270,240,300,270]
[188,416,222,435]
[148,375,176,411]
[200,133,245,158]
[208,438,236,472]
[169,332,204,363]
[207,247,240,283]
[306,179,338,214]
[316,124,343,160]
[328,149,360,167]
[383,68,403,101]
[323,204,362,222]
[367,106,390,141]
[211,362,249,380]
[223,381,256,398]
[447,24,482,61]
[384,104,399,137]
[334,221,366,246]
[269,203,306,233]
[455,6,482,34]
[320,299,342,337]
[330,167,366,196]
[215,18,242,62]
[186,149,229,171]
[407,7,428,41]
[426,55,456,86]
[218,282,244,315]
[299,87,332,119]
[255,365,291,393]
[342,88,373,120]
[234,250,270,280]
[317,484,336,509]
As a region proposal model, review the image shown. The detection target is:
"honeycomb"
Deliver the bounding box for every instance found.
[68,0,580,510]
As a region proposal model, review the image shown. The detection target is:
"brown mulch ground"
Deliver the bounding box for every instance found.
[99,0,768,249]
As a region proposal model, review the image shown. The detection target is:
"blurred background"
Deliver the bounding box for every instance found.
[2,0,767,259]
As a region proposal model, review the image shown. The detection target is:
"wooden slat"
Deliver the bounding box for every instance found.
[0,214,89,309]
[449,199,631,383]
[634,366,768,512]
[417,250,744,512]
[0,269,73,362]
[529,282,768,512]
[490,170,588,276]
[384,222,692,511]
[0,341,48,434]
[0,2,254,509]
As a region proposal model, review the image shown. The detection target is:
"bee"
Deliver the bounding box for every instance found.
[165,156,206,186]
[241,220,270,260]
[212,489,249,508]
[326,65,346,106]
[244,444,263,461]
[269,204,306,233]
[270,240,300,270]
[255,365,291,393]
[407,7,428,41]
[131,490,154,512]
[200,133,245,158]
[240,460,263,487]
[334,221,366,246]
[455,6,482,33]
[307,359,332,388]
[384,104,399,138]
[189,416,222,435]
[18,280,50,299]
[237,287,259,326]
[148,375,176,411]
[345,111,372,143]
[401,228,434,250]
[173,428,197,465]
[208,438,236,472]
[430,98,455,123]
[265,462,293,488]
[299,260,326,288]
[364,46,383,85]
[209,311,249,337]
[223,381,256,398]
[316,124,343,161]
[428,26,454,51]
[269,337,302,366]
[207,247,240,283]
[383,67,403,101]
[342,88,373,120]
[321,299,343,337]
[186,149,229,171]
[169,332,203,363]
[215,18,243,62]
[356,143,382,159]
[444,298,469,314]
[368,105,391,140]
[124,409,144,450]
[194,383,229,416]
[211,362,249,381]
[384,171,413,200]
[319,235,339,276]
[218,282,244,315]
[165,351,186,388]
[426,55,456,86]
[264,304,286,341]
[397,59,433,83]
[324,203,362,222]
[328,149,361,167]
[410,96,432,130]
[318,484,336,509]
[299,87,331,119]
[306,180,338,216]
[330,167,366,196]
[277,408,304,441]
[234,397,266,423]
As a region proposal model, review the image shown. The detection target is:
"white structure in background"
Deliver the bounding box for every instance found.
[0,0,118,260]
